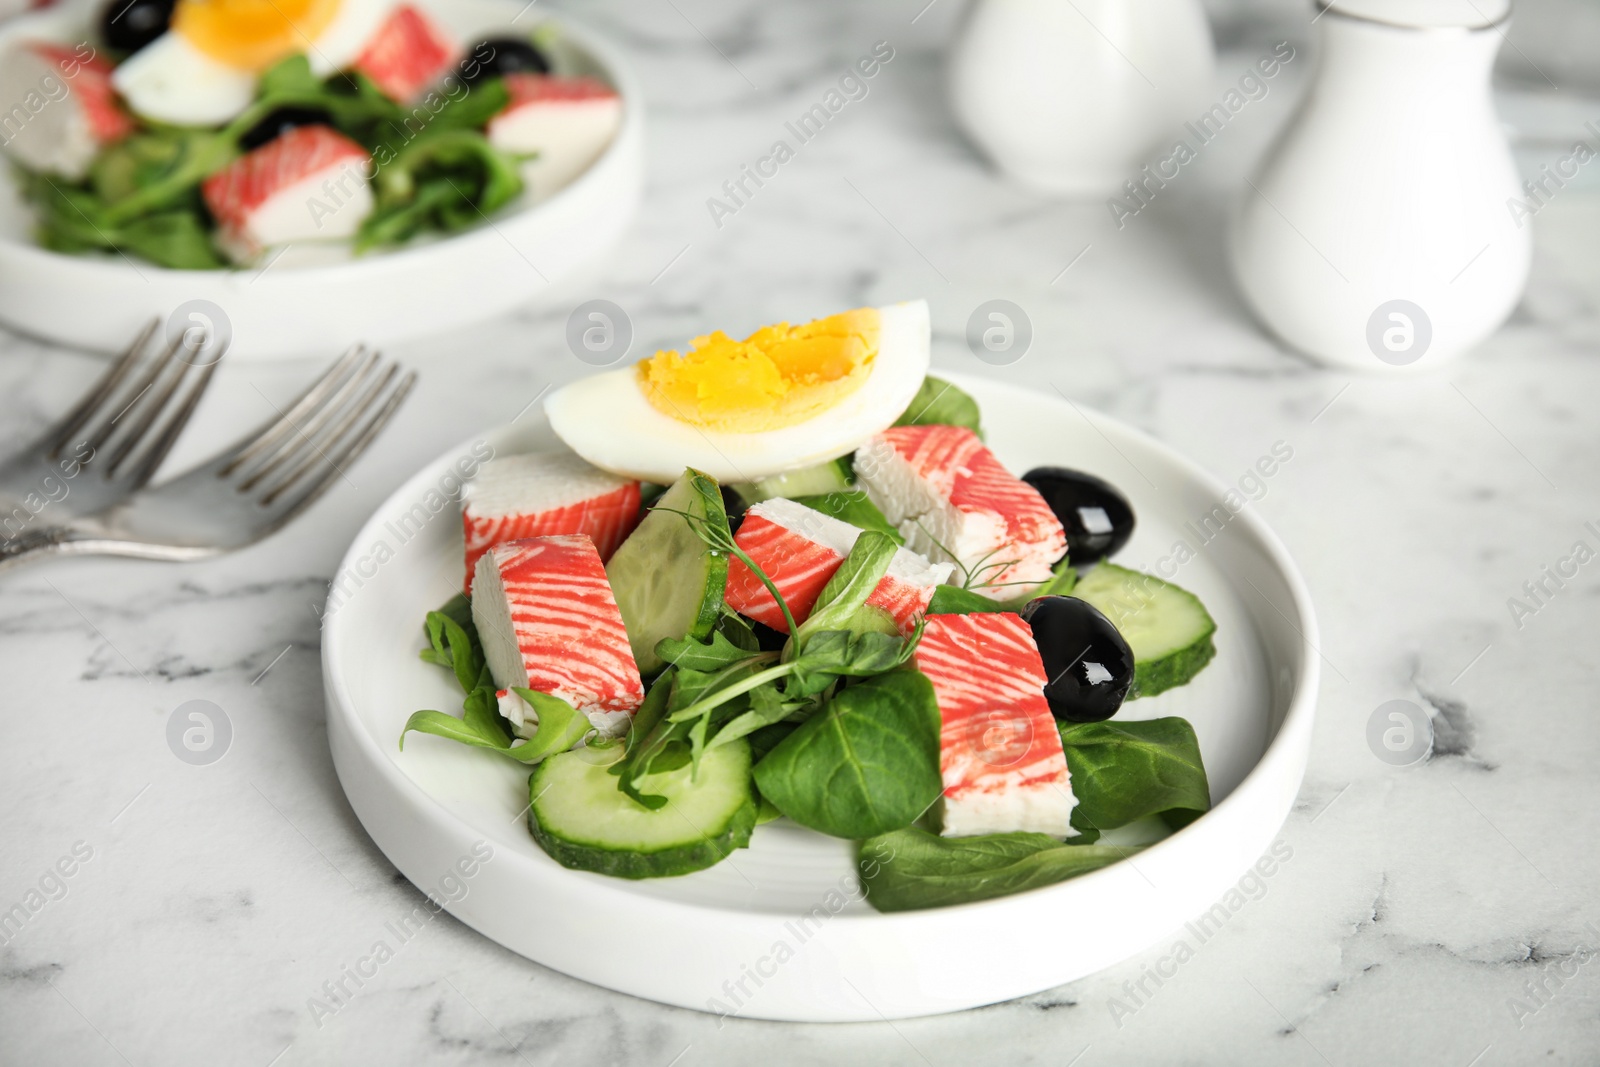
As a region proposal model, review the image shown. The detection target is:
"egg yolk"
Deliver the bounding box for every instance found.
[637,308,880,433]
[174,0,341,71]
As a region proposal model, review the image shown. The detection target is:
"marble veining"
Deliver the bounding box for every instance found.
[2,0,1599,1063]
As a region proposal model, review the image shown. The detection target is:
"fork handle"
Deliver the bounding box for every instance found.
[0,526,80,572]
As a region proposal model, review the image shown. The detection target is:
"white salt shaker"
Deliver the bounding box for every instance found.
[947,0,1214,195]
[1229,0,1530,372]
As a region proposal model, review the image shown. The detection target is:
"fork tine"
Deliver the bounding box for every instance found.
[218,343,367,477]
[268,370,416,516]
[80,333,186,457]
[120,355,224,489]
[259,361,399,505]
[49,318,159,455]
[236,352,382,491]
[102,342,219,477]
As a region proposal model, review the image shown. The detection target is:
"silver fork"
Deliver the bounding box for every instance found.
[0,347,416,570]
[0,320,222,537]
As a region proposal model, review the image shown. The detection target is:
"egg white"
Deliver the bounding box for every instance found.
[113,0,401,126]
[545,299,931,484]
[112,31,256,126]
[307,0,398,76]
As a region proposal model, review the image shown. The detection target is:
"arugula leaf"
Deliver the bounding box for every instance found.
[704,682,808,752]
[1028,558,1079,599]
[752,671,941,839]
[27,168,225,270]
[925,559,1077,615]
[612,671,677,809]
[893,376,983,437]
[504,688,594,764]
[398,709,506,752]
[99,131,238,225]
[435,592,474,632]
[624,669,673,757]
[114,211,225,269]
[790,490,904,545]
[1059,718,1211,833]
[460,683,511,747]
[401,684,591,766]
[617,660,766,807]
[420,78,513,133]
[420,604,484,694]
[716,611,761,652]
[357,128,523,252]
[857,828,1136,912]
[654,627,763,672]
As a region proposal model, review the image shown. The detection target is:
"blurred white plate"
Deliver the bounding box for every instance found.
[322,373,1318,1021]
[0,0,642,360]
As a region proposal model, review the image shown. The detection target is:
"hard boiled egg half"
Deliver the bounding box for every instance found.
[113,0,395,126]
[546,300,931,483]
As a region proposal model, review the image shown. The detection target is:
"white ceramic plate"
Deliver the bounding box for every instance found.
[322,373,1318,1021]
[0,0,642,360]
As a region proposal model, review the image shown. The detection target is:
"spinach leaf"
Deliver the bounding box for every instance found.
[926,583,1010,616]
[747,721,796,761]
[1059,718,1210,834]
[857,828,1136,912]
[752,671,941,839]
[791,490,904,545]
[893,376,983,436]
[258,54,321,96]
[787,627,917,696]
[795,531,897,641]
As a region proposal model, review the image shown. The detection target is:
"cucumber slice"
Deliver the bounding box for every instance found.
[606,469,729,675]
[528,741,757,879]
[1071,563,1216,698]
[733,457,853,503]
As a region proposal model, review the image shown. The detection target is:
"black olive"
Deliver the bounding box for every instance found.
[102,0,175,54]
[719,485,746,534]
[1020,595,1133,722]
[1023,467,1135,565]
[238,106,336,152]
[461,37,551,86]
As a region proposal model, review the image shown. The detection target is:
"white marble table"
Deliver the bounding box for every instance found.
[3,1,1598,1064]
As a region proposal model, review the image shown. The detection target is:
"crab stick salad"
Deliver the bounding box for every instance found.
[402,300,1219,910]
[1,0,622,268]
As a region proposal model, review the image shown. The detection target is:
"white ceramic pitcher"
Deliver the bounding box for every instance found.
[1230,0,1529,372]
[947,0,1213,194]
